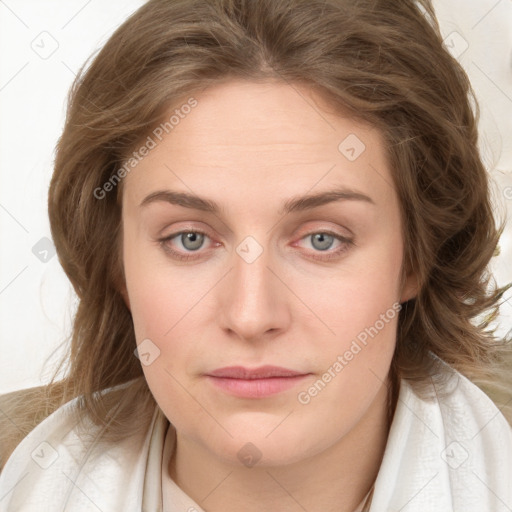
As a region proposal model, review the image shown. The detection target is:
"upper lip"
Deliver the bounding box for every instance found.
[206,365,308,379]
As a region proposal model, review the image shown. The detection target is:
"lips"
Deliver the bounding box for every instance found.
[206,365,307,379]
[205,365,311,398]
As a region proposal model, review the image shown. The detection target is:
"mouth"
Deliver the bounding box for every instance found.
[205,365,312,398]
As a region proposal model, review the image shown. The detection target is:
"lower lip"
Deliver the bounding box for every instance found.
[205,375,311,398]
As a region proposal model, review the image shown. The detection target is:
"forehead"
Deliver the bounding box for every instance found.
[122,79,396,212]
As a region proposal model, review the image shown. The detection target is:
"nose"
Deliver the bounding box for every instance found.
[217,239,291,342]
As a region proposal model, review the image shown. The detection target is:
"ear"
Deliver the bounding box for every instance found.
[113,235,131,311]
[400,267,418,304]
[119,284,131,311]
[114,266,131,312]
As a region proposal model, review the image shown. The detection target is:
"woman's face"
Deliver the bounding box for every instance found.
[121,79,416,467]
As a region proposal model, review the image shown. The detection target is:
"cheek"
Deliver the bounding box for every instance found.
[122,223,195,339]
[294,250,402,428]
[122,233,215,390]
[123,256,205,420]
[126,266,218,343]
[301,233,404,400]
[313,231,403,337]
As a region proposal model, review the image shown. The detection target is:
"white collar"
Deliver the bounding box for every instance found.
[370,366,512,510]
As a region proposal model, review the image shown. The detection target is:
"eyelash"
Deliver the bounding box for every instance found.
[158,229,354,263]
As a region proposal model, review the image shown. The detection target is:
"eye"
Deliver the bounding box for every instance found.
[295,231,354,261]
[158,229,354,263]
[159,230,213,261]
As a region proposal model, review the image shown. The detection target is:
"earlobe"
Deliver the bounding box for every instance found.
[119,284,131,311]
[400,271,418,304]
[399,260,418,304]
[113,249,130,311]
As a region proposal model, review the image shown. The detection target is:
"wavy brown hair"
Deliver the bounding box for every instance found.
[2,0,511,469]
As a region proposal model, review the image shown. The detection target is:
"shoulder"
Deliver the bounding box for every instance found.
[373,361,512,511]
[402,360,512,468]
[0,380,159,511]
[417,359,512,443]
[0,383,65,472]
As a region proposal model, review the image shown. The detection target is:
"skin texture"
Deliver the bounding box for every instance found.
[120,79,417,512]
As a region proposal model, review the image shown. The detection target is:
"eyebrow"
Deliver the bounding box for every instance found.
[139,186,375,215]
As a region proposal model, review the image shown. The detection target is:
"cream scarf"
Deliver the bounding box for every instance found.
[1,363,511,511]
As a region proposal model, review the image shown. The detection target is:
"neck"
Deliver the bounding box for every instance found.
[167,379,394,512]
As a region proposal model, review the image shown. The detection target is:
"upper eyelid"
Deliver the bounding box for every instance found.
[160,218,353,238]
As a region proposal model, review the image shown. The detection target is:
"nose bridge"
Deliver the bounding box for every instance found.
[233,240,271,303]
[219,234,287,340]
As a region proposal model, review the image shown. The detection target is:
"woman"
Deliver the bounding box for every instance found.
[1,0,511,510]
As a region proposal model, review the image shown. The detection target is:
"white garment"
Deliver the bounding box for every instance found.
[1,363,511,511]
